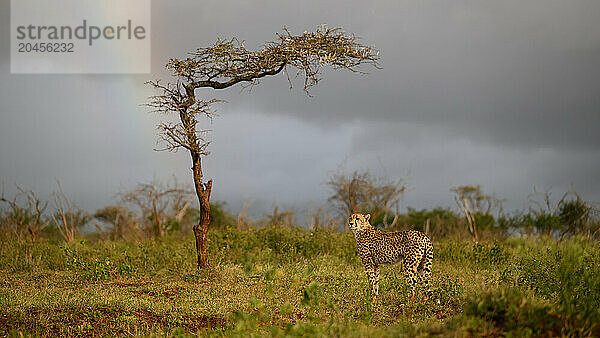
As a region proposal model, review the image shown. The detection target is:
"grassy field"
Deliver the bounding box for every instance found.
[1,226,599,336]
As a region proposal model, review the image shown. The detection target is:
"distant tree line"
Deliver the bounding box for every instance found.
[1,174,598,243]
[325,169,599,241]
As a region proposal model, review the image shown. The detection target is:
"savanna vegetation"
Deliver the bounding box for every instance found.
[2,25,599,337]
[1,177,599,336]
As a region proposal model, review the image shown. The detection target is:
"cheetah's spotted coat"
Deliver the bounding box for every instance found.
[348,213,434,302]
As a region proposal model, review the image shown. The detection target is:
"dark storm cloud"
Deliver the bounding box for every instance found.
[1,0,599,216]
[145,0,600,151]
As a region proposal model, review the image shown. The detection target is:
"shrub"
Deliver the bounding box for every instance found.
[395,207,462,235]
[435,240,510,269]
[464,288,561,336]
[208,202,237,229]
[498,237,600,335]
[471,241,509,267]
[0,239,65,272]
[463,283,600,337]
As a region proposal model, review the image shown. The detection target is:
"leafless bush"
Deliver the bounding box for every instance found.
[528,187,597,238]
[0,184,49,241]
[326,169,407,225]
[50,183,89,243]
[528,186,573,217]
[236,199,253,230]
[120,178,194,237]
[263,206,297,228]
[306,206,337,230]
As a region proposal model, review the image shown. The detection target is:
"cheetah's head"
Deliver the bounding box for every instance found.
[348,213,372,233]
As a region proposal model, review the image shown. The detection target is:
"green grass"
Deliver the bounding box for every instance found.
[1,227,599,336]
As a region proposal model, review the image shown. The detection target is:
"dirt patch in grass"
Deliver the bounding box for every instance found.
[131,286,184,299]
[0,305,226,336]
[108,280,151,287]
[132,308,225,331]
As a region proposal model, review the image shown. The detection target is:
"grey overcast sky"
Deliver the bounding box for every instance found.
[1,0,599,221]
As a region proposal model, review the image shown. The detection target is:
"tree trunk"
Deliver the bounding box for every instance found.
[191,152,212,269]
[27,226,38,242]
[455,196,478,242]
[193,181,211,269]
[151,196,162,237]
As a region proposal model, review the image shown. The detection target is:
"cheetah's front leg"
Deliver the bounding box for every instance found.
[365,264,380,302]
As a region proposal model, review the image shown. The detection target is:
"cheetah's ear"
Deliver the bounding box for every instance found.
[365,214,371,221]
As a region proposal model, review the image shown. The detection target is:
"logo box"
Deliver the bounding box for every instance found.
[11,0,151,74]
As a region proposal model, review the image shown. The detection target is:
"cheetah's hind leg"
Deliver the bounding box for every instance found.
[403,258,420,304]
[417,246,437,304]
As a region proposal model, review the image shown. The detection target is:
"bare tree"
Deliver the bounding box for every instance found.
[51,183,89,243]
[147,25,379,269]
[326,169,407,225]
[0,185,49,241]
[120,180,193,237]
[326,171,369,215]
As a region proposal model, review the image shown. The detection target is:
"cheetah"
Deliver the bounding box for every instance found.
[348,213,434,303]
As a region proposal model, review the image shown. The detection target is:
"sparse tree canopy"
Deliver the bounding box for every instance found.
[147,25,379,269]
[164,25,379,93]
[146,25,379,155]
[451,185,502,216]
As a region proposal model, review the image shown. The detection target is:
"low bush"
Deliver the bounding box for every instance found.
[435,240,510,269]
